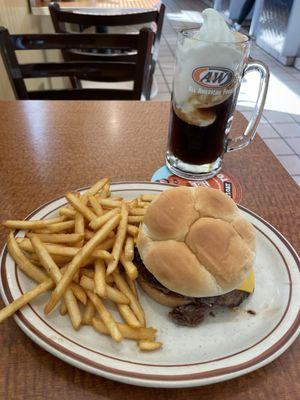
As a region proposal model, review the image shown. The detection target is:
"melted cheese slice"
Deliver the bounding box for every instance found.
[237,269,255,293]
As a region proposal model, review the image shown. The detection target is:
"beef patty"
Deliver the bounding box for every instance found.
[134,248,249,326]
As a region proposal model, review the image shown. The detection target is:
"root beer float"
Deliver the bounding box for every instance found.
[166,8,269,180]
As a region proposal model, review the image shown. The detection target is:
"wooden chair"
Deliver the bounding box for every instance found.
[0,27,153,100]
[49,1,165,99]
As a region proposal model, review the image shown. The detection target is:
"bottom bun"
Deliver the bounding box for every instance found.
[138,276,192,308]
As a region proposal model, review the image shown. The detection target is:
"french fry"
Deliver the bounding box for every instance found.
[127,225,139,237]
[129,208,146,216]
[84,229,94,240]
[27,233,84,244]
[44,214,121,314]
[83,178,109,199]
[117,304,141,328]
[80,275,129,304]
[137,200,150,208]
[88,195,103,217]
[60,265,80,283]
[0,279,54,324]
[120,253,138,280]
[79,275,95,291]
[1,178,161,350]
[92,318,156,341]
[113,271,145,326]
[89,208,119,231]
[7,233,48,283]
[125,275,138,297]
[87,291,122,342]
[31,252,72,266]
[80,268,95,279]
[65,193,97,222]
[94,259,107,298]
[106,203,128,275]
[82,299,96,325]
[70,282,87,305]
[127,198,138,208]
[138,340,162,351]
[60,300,68,315]
[74,212,85,247]
[141,194,158,202]
[2,216,65,230]
[106,283,128,303]
[128,216,144,224]
[124,237,134,261]
[18,239,113,261]
[59,207,76,218]
[98,199,122,209]
[106,273,114,284]
[98,183,110,199]
[33,220,75,234]
[30,235,81,330]
[97,237,115,251]
[92,250,113,261]
[110,196,123,201]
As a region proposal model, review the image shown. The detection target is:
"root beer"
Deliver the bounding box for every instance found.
[168,92,236,165]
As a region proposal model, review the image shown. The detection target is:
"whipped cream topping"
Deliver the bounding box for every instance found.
[173,8,246,123]
[194,8,236,43]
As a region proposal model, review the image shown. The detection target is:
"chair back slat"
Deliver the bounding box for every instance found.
[48,2,165,99]
[11,33,138,50]
[20,62,136,81]
[0,27,153,100]
[64,49,137,63]
[49,3,159,27]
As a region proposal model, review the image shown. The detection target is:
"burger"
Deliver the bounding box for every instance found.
[135,186,256,326]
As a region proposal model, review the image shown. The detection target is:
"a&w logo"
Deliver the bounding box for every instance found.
[192,66,233,88]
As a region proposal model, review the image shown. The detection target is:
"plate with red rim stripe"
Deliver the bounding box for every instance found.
[0,182,299,388]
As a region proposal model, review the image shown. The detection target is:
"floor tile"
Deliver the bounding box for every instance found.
[292,175,300,186]
[290,72,300,80]
[285,138,300,154]
[257,124,280,138]
[153,93,171,101]
[157,82,170,93]
[165,75,174,84]
[272,123,300,138]
[263,110,295,123]
[154,76,167,85]
[277,155,300,175]
[263,138,294,155]
[290,114,300,123]
[270,71,298,81]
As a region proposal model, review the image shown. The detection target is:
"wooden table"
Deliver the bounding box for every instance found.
[30,0,160,15]
[0,101,299,399]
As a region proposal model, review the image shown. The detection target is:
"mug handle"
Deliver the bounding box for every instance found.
[226,58,269,152]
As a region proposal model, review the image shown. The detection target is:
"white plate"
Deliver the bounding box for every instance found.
[0,182,299,388]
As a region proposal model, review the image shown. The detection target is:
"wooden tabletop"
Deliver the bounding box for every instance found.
[30,0,160,15]
[0,101,299,399]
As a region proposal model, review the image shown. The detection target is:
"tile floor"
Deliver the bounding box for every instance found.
[153,0,300,186]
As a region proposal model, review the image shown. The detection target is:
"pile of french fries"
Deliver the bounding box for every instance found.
[0,178,161,351]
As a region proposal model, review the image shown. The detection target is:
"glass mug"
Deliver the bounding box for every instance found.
[166,28,269,180]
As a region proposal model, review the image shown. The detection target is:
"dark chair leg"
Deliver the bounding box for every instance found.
[145,72,153,100]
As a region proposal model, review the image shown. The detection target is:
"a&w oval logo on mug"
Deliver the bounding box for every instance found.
[192,66,234,88]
